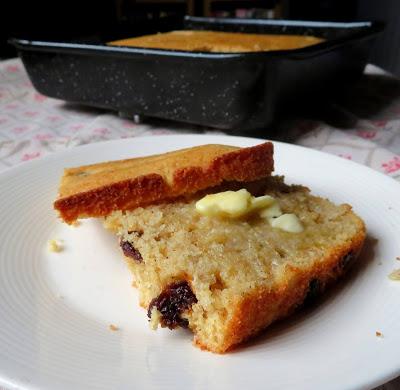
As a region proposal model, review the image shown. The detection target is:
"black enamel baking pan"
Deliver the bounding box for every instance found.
[10,17,384,132]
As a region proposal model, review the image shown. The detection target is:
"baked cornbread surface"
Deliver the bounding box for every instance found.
[108,30,324,53]
[104,176,365,353]
[54,142,274,224]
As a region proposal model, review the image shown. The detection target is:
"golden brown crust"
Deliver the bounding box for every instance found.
[194,217,366,353]
[54,142,274,223]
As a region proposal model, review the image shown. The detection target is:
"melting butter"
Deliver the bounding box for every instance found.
[259,202,282,219]
[270,213,303,233]
[195,188,252,218]
[195,188,303,233]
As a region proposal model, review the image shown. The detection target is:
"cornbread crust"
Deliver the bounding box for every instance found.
[196,230,365,353]
[54,142,273,224]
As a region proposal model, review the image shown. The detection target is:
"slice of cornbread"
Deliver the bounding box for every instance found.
[54,142,274,224]
[54,142,366,353]
[103,176,365,353]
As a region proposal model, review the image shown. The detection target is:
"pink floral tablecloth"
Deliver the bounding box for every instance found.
[1,58,400,180]
[0,57,399,390]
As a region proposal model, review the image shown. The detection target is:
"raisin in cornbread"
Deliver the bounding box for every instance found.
[54,142,365,353]
[108,30,324,53]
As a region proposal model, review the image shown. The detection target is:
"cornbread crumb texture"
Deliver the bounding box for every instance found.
[54,142,274,223]
[108,30,324,53]
[149,307,161,330]
[109,324,119,331]
[48,239,63,253]
[104,176,366,353]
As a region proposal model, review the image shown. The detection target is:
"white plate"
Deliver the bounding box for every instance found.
[1,134,400,390]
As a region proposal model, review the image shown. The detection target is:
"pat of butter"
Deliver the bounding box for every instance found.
[270,213,303,233]
[249,194,276,210]
[195,189,252,218]
[259,202,282,219]
[195,189,276,218]
[195,188,303,233]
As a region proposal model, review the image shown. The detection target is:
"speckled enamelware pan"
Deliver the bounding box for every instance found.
[10,17,383,132]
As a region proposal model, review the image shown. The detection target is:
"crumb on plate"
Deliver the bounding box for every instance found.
[375,331,383,337]
[388,269,400,281]
[396,256,400,261]
[47,239,63,253]
[109,324,119,331]
[71,221,81,227]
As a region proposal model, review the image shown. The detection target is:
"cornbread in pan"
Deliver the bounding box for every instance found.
[54,142,274,224]
[108,30,324,53]
[54,142,366,353]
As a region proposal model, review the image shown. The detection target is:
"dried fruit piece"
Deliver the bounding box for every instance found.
[148,281,198,329]
[303,278,322,306]
[120,240,143,263]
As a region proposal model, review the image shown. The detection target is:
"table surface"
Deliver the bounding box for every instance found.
[0,57,399,390]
